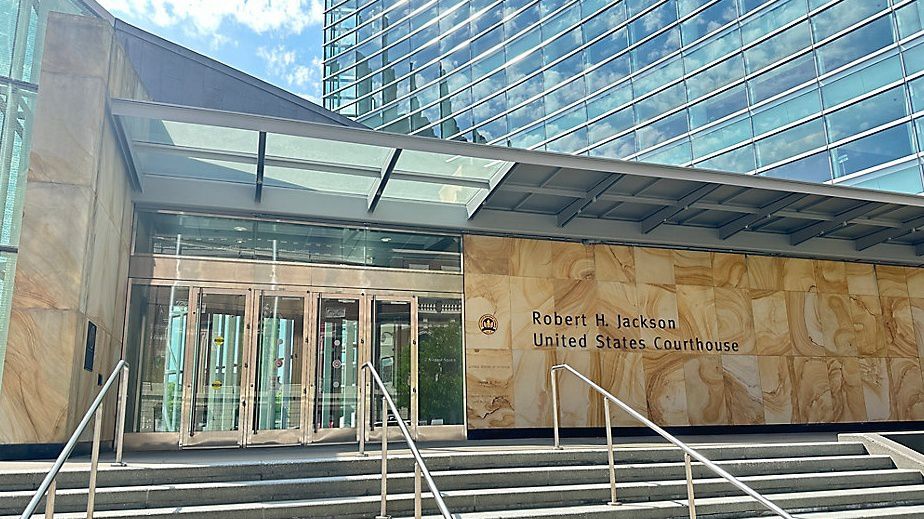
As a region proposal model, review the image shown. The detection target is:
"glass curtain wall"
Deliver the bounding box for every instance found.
[0,0,94,389]
[323,0,924,194]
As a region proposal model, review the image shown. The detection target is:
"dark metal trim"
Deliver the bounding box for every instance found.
[255,131,267,203]
[789,202,880,245]
[641,184,719,234]
[368,148,401,212]
[109,112,143,192]
[0,245,18,254]
[856,215,924,251]
[557,174,624,227]
[466,162,518,219]
[718,193,805,240]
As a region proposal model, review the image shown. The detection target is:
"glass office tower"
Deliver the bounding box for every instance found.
[323,0,924,194]
[0,1,94,387]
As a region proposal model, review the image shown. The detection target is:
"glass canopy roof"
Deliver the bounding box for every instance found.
[118,112,512,206]
[111,98,924,267]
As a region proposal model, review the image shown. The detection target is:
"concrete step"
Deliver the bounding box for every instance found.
[0,441,868,492]
[5,469,920,518]
[0,454,898,514]
[13,483,924,519]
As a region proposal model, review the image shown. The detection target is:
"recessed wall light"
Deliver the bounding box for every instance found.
[380,237,392,242]
[233,226,247,232]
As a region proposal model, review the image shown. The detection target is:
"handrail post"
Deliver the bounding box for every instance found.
[113,365,129,466]
[45,479,56,519]
[359,367,367,456]
[376,396,390,519]
[684,453,697,519]
[86,407,103,519]
[550,368,561,450]
[414,464,422,519]
[603,399,619,506]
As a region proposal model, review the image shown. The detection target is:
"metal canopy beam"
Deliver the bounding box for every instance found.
[856,215,924,251]
[132,140,490,189]
[718,193,805,240]
[640,184,719,234]
[110,99,924,211]
[466,162,517,219]
[557,174,624,227]
[368,148,401,212]
[916,242,924,256]
[255,131,266,202]
[790,202,880,245]
[110,113,143,191]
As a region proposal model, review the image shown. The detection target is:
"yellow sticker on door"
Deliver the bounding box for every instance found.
[214,336,224,347]
[211,379,223,390]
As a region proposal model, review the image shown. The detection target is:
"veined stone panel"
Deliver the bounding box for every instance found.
[463,235,924,429]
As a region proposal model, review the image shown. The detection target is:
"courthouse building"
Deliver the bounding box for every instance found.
[4,1,924,456]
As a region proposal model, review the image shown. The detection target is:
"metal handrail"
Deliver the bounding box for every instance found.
[358,362,452,519]
[20,360,130,519]
[550,363,795,519]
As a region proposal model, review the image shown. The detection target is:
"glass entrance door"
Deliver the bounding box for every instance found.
[246,292,308,446]
[369,297,417,438]
[183,289,250,447]
[312,295,364,442]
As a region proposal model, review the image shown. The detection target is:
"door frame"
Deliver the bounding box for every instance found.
[181,286,253,448]
[365,294,419,442]
[309,290,369,444]
[244,289,313,447]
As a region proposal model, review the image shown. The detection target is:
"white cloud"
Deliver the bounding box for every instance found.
[257,46,322,99]
[99,0,324,35]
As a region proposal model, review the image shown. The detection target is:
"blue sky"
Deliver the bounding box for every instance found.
[97,0,326,103]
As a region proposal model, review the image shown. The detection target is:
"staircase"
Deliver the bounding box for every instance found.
[3,439,924,518]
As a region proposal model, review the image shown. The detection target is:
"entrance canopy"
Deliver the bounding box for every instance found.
[111,98,924,266]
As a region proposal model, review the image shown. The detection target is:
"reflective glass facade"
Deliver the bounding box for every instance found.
[0,0,93,386]
[323,0,924,194]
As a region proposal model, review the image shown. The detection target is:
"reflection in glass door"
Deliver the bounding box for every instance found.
[248,293,306,446]
[371,299,415,433]
[186,290,249,447]
[313,297,362,440]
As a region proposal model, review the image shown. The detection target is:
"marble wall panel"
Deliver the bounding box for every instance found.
[674,250,713,286]
[748,256,782,291]
[715,288,755,354]
[635,248,674,285]
[464,235,924,430]
[722,355,764,425]
[597,282,640,340]
[598,352,647,426]
[818,294,857,357]
[860,358,891,421]
[510,238,552,278]
[877,265,910,298]
[751,290,792,356]
[464,273,511,350]
[644,352,689,426]
[791,357,835,423]
[676,285,717,339]
[887,358,924,421]
[910,298,924,360]
[510,277,554,350]
[595,245,635,283]
[906,268,924,298]
[827,358,866,423]
[882,297,917,358]
[466,348,515,428]
[714,253,748,289]
[851,295,887,357]
[512,349,556,428]
[463,235,511,275]
[782,258,816,292]
[787,291,826,357]
[550,241,594,280]
[684,356,729,425]
[815,260,848,293]
[555,348,598,427]
[845,263,879,296]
